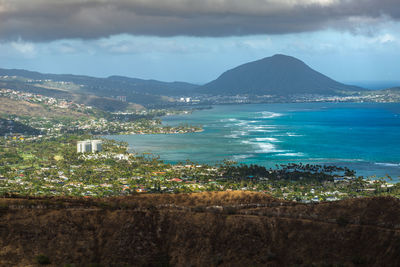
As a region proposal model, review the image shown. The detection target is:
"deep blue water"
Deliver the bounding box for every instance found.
[107,103,400,181]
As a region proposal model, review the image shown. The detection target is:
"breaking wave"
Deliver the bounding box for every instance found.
[232,154,253,161]
[276,152,306,157]
[252,137,280,142]
[375,162,400,167]
[258,111,284,119]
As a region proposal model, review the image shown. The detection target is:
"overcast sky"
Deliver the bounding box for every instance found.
[0,0,399,85]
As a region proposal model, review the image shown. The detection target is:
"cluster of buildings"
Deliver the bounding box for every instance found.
[77,140,102,153]
[177,97,200,103]
[175,91,400,105]
[116,96,127,102]
[0,88,90,110]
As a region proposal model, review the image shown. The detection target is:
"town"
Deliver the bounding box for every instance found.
[0,134,398,202]
[173,90,400,105]
[0,88,203,136]
[1,87,399,202]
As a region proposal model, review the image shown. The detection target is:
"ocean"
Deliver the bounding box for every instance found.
[106,103,400,181]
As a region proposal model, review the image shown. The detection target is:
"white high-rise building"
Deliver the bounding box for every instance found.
[91,140,102,153]
[77,140,102,153]
[77,141,91,153]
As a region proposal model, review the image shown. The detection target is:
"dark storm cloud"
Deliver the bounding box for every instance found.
[0,0,399,41]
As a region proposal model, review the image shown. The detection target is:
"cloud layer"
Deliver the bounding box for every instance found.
[0,0,399,41]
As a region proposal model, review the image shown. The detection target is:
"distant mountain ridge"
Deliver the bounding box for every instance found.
[0,55,367,99]
[386,87,400,92]
[0,68,200,110]
[199,54,365,95]
[0,68,198,97]
[0,54,385,110]
[106,75,198,96]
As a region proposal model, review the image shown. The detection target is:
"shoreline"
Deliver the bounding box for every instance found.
[104,102,400,182]
[111,128,205,135]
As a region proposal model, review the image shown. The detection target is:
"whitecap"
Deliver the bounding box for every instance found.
[286,132,303,137]
[220,118,238,123]
[255,143,286,154]
[247,125,278,133]
[252,137,280,142]
[307,158,364,163]
[226,130,248,139]
[241,139,286,153]
[249,129,278,133]
[257,111,284,119]
[234,121,248,126]
[375,162,400,167]
[232,154,253,160]
[276,152,306,157]
[246,125,276,130]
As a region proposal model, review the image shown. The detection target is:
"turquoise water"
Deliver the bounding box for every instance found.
[107,103,400,180]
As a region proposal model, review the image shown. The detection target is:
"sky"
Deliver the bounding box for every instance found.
[0,0,400,86]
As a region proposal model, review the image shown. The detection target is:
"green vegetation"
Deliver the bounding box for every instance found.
[35,255,51,265]
[0,88,398,201]
[0,134,398,201]
[0,118,41,136]
[0,89,202,136]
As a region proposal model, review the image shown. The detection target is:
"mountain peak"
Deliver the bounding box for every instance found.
[198,54,363,95]
[271,53,294,59]
[261,54,305,64]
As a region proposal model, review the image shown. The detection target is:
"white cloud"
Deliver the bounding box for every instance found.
[10,41,36,56]
[378,33,396,43]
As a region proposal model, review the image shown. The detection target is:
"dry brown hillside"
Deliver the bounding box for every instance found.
[0,97,89,119]
[1,192,400,266]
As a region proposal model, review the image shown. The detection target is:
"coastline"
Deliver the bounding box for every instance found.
[113,127,204,135]
[105,102,400,181]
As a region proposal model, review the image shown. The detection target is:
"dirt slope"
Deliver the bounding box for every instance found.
[0,97,89,119]
[1,192,399,266]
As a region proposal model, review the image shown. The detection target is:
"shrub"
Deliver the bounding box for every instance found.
[336,216,350,227]
[35,254,51,265]
[223,206,237,215]
[266,252,278,261]
[191,206,205,212]
[351,256,368,265]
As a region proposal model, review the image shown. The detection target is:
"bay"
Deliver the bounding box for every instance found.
[106,103,400,181]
